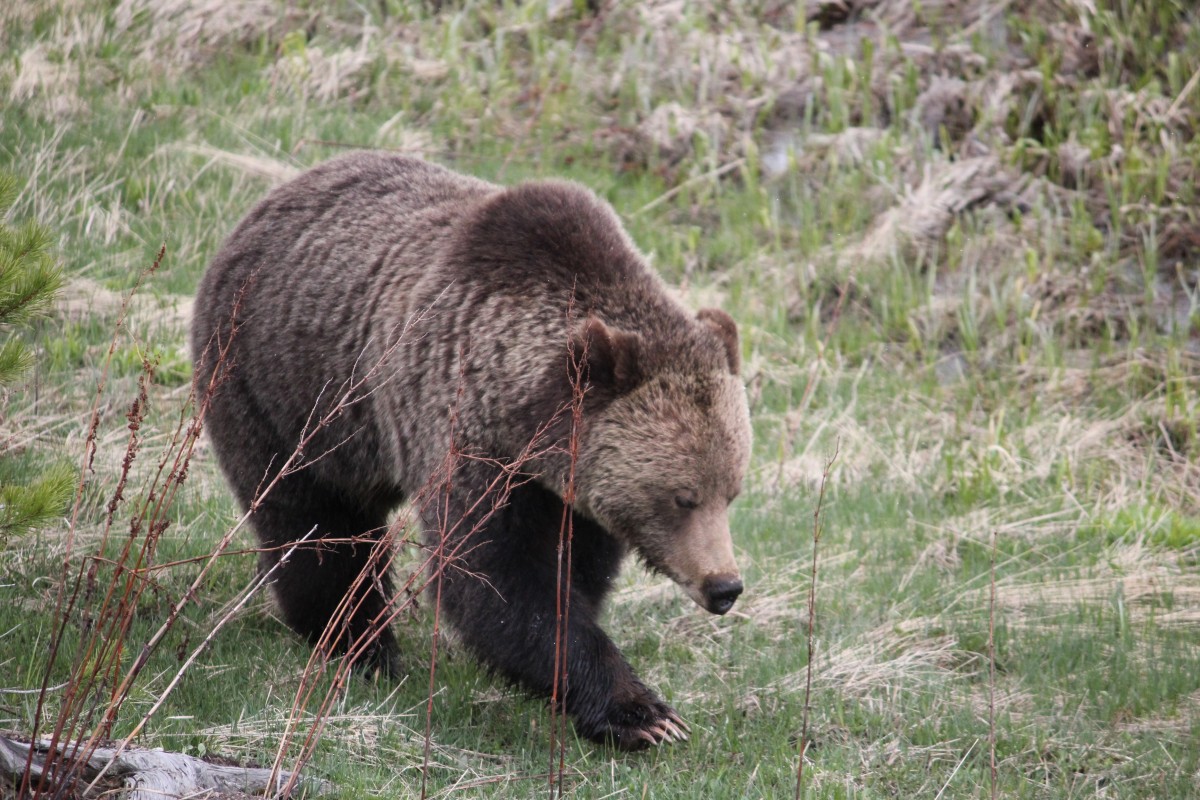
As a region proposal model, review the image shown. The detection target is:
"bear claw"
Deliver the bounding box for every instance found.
[665,709,690,733]
[656,718,689,743]
[602,701,691,750]
[626,709,689,747]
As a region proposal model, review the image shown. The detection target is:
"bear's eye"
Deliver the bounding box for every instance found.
[674,493,699,510]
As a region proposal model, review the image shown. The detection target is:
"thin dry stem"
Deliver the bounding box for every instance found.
[551,301,587,796]
[795,438,839,800]
[421,354,467,800]
[988,530,998,800]
[77,277,250,795]
[268,331,575,797]
[24,244,167,798]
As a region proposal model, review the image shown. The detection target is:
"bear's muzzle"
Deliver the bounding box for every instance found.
[669,507,742,614]
[700,575,744,615]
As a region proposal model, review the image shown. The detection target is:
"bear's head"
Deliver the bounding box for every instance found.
[571,308,752,615]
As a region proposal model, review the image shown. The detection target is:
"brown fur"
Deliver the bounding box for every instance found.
[191,152,752,749]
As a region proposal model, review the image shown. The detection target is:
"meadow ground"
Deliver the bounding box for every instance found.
[1,0,1198,797]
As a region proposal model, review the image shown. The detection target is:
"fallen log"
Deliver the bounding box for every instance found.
[0,734,326,799]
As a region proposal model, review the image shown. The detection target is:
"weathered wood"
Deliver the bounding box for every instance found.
[0,734,327,799]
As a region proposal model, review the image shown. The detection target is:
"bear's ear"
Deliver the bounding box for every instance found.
[570,316,641,396]
[697,308,740,375]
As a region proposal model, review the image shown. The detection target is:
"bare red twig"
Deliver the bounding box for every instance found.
[794,438,838,800]
[26,260,278,798]
[550,300,587,796]
[267,427,563,797]
[989,529,998,800]
[420,349,468,800]
[268,324,575,797]
[74,269,251,795]
[20,249,592,799]
[24,245,167,798]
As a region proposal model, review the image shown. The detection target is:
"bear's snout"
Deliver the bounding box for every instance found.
[701,575,743,615]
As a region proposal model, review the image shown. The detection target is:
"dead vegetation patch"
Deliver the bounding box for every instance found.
[1115,689,1200,736]
[111,0,312,68]
[961,541,1200,630]
[632,102,730,170]
[597,0,1198,385]
[835,155,1025,267]
[57,278,193,334]
[7,44,87,120]
[174,144,301,186]
[265,43,379,104]
[737,0,1199,361]
[770,622,978,714]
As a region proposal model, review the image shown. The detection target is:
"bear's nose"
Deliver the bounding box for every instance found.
[702,577,743,615]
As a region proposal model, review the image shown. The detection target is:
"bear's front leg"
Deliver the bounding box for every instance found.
[430,480,688,749]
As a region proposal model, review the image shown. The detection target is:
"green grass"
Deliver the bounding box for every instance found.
[2,0,1199,797]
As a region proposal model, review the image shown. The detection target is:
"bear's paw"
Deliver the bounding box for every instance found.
[584,682,690,751]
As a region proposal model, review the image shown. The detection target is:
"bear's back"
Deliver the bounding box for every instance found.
[191,153,707,497]
[191,154,499,495]
[194,154,495,329]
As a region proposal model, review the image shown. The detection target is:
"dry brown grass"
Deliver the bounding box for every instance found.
[775,622,975,707]
[265,43,378,105]
[837,156,1020,267]
[1115,688,1200,736]
[969,542,1200,630]
[174,145,300,186]
[57,278,193,333]
[111,0,307,68]
[8,45,86,120]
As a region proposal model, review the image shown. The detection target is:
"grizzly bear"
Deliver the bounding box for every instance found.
[191,152,751,749]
